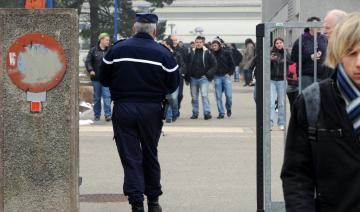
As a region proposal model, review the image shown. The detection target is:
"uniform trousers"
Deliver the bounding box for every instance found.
[112,102,163,204]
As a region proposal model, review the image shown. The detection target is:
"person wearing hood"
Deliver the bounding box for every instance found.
[185,35,217,120]
[211,38,235,119]
[85,32,112,121]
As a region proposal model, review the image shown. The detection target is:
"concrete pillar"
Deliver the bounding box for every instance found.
[0,9,79,212]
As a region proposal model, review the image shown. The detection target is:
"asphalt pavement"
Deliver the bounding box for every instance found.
[79,81,287,212]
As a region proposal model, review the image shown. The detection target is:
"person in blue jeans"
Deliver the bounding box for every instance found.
[270,37,291,130]
[162,37,186,123]
[185,36,217,120]
[85,33,112,121]
[211,38,235,118]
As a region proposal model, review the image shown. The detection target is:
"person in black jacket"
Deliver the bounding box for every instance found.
[281,13,360,212]
[170,35,188,116]
[186,36,217,120]
[163,37,186,123]
[291,16,328,91]
[270,37,291,130]
[231,43,242,82]
[85,32,112,121]
[211,38,235,119]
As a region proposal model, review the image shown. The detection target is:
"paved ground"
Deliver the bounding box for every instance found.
[79,81,287,212]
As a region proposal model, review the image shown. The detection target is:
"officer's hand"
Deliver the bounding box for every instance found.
[90,71,96,76]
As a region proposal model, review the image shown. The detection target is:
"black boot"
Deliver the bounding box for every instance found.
[131,202,145,212]
[148,197,162,212]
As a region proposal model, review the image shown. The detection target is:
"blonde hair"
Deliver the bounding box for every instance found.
[326,12,360,69]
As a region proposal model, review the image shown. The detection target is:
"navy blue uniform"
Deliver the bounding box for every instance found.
[99,32,179,204]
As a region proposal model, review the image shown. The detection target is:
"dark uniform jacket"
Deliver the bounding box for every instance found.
[291,32,328,79]
[99,32,179,103]
[213,48,235,76]
[186,47,217,81]
[281,74,360,212]
[85,44,109,81]
[270,49,291,81]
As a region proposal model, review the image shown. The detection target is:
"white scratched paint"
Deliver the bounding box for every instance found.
[17,44,62,84]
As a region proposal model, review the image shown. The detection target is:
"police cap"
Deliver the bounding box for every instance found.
[135,13,158,24]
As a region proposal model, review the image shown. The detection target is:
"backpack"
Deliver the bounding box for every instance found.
[302,82,320,141]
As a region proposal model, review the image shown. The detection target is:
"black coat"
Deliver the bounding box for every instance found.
[231,48,242,65]
[281,75,360,212]
[213,48,235,76]
[85,45,109,81]
[173,50,186,76]
[186,47,217,81]
[291,32,327,79]
[270,49,291,81]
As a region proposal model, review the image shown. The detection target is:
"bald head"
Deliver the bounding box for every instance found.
[324,9,347,38]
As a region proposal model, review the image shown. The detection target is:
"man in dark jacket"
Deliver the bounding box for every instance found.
[170,35,188,116]
[211,38,235,119]
[281,13,360,212]
[85,32,112,121]
[186,36,217,120]
[291,16,327,90]
[231,43,242,82]
[163,37,186,123]
[99,13,179,212]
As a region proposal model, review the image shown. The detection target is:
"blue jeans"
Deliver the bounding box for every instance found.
[270,80,286,127]
[166,87,179,120]
[92,81,112,117]
[244,69,252,85]
[190,77,211,116]
[214,75,232,116]
[234,66,240,81]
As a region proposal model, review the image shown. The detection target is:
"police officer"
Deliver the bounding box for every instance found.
[99,13,179,212]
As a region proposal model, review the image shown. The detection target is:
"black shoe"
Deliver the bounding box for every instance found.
[165,119,172,123]
[148,197,162,212]
[105,116,112,122]
[131,203,145,212]
[94,116,100,121]
[227,110,232,117]
[204,114,212,120]
[217,115,224,119]
[190,115,198,119]
[172,116,177,122]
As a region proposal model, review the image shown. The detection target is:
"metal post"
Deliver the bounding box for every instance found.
[283,29,288,141]
[113,0,119,42]
[47,0,53,8]
[314,32,318,82]
[263,24,272,212]
[298,34,302,94]
[256,23,265,212]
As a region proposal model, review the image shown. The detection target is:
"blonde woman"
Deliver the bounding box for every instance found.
[281,13,360,212]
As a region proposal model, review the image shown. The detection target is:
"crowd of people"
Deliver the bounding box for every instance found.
[86,30,256,123]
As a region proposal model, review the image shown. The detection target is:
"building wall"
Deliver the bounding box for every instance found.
[133,0,261,44]
[263,0,360,22]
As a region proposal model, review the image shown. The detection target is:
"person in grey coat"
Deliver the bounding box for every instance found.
[240,38,256,86]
